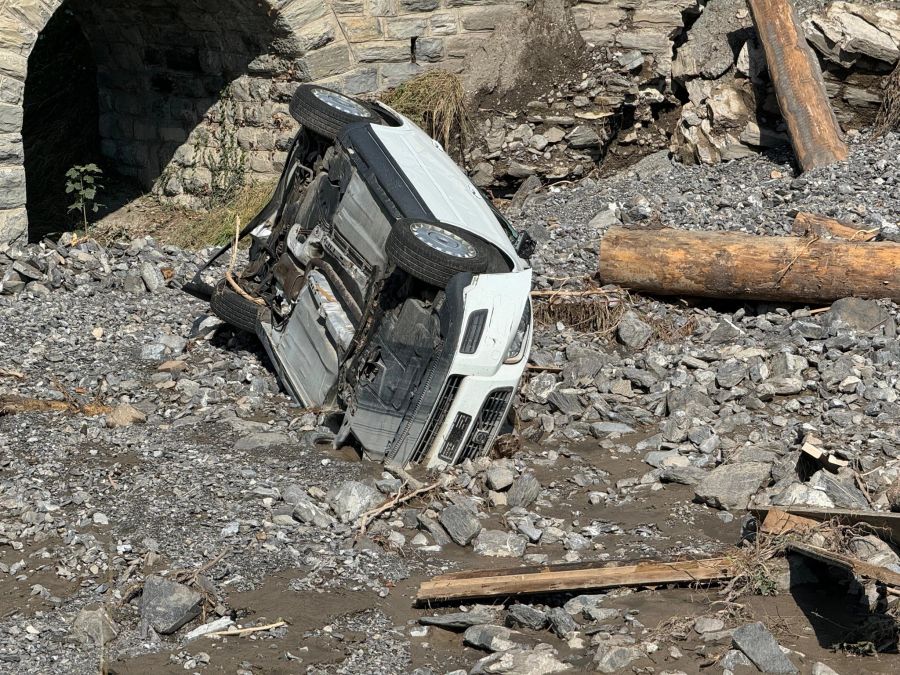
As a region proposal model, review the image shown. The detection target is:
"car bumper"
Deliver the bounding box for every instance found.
[408,270,533,469]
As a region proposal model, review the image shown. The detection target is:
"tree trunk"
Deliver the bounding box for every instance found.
[749,0,849,171]
[598,227,900,303]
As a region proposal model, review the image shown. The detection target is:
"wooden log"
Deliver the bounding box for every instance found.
[748,0,848,171]
[598,227,900,304]
[759,508,821,536]
[793,212,878,242]
[416,557,734,603]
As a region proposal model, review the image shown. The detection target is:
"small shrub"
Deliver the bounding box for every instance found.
[65,164,104,233]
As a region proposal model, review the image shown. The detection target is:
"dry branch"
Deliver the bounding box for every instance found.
[206,620,287,638]
[357,481,441,537]
[598,227,900,304]
[748,0,848,170]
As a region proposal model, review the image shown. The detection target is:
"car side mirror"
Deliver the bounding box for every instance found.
[516,231,536,259]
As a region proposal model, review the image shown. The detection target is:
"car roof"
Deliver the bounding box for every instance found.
[351,111,523,268]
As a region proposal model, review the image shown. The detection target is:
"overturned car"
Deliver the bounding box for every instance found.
[186,85,534,469]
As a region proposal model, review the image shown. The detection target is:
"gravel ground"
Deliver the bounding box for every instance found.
[1,131,899,674]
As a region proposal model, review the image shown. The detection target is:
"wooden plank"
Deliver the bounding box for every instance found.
[752,506,900,543]
[597,227,900,304]
[786,542,900,588]
[793,212,878,242]
[416,557,734,604]
[748,0,848,171]
[760,508,820,536]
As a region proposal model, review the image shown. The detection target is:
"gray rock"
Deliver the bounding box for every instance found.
[807,470,869,509]
[470,646,571,674]
[508,473,541,508]
[417,513,452,545]
[474,530,527,557]
[140,262,165,293]
[72,607,118,646]
[547,607,578,638]
[584,606,619,622]
[590,421,635,437]
[593,642,644,673]
[486,465,515,491]
[732,622,798,673]
[811,662,841,675]
[694,462,772,510]
[821,297,894,334]
[566,125,602,149]
[439,504,482,546]
[326,481,382,523]
[617,311,653,349]
[694,616,725,634]
[563,594,605,615]
[420,610,497,630]
[140,576,202,635]
[506,604,548,630]
[660,465,708,486]
[464,624,533,652]
[292,498,336,528]
[720,649,753,670]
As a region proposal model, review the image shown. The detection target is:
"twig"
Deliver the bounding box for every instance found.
[526,364,562,372]
[206,620,287,638]
[530,289,611,298]
[357,481,441,537]
[0,368,25,380]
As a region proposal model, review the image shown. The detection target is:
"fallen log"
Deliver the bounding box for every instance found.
[748,0,848,170]
[416,557,734,604]
[792,212,878,242]
[598,227,900,304]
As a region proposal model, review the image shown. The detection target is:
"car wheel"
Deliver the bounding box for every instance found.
[289,85,381,140]
[385,219,496,288]
[210,279,261,333]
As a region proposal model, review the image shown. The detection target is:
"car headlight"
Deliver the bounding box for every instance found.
[505,301,531,364]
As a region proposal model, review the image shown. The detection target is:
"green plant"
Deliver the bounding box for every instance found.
[201,87,248,209]
[65,163,104,232]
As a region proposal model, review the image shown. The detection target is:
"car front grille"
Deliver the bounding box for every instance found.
[438,412,472,462]
[457,388,512,463]
[409,374,463,464]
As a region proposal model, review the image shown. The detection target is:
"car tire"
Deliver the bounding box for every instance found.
[289,85,381,140]
[386,219,497,288]
[210,279,260,333]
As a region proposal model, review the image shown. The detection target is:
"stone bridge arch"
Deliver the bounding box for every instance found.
[0,0,535,243]
[0,0,354,241]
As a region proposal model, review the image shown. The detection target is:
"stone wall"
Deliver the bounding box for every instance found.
[0,0,537,242]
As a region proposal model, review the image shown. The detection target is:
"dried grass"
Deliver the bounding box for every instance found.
[874,60,900,136]
[380,70,471,153]
[532,287,631,335]
[170,180,275,249]
[0,394,111,417]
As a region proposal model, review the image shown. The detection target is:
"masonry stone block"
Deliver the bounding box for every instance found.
[368,0,398,17]
[340,16,382,43]
[430,13,459,36]
[0,133,23,163]
[379,61,422,88]
[0,166,26,210]
[356,40,411,63]
[0,206,26,242]
[461,7,511,31]
[414,37,444,62]
[400,0,440,11]
[383,16,427,39]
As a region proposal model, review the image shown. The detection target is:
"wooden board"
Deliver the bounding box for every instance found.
[786,542,900,588]
[748,0,848,170]
[598,227,900,304]
[752,506,900,543]
[416,557,734,604]
[759,508,821,536]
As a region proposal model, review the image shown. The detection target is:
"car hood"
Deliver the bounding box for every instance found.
[370,116,525,269]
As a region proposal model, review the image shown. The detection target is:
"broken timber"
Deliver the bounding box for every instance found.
[598,227,900,304]
[793,212,878,242]
[753,506,900,543]
[416,557,734,604]
[786,542,900,589]
[748,0,849,171]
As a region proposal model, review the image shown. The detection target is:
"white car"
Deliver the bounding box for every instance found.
[185,85,534,469]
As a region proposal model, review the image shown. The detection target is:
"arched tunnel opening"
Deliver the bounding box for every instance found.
[22,0,291,242]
